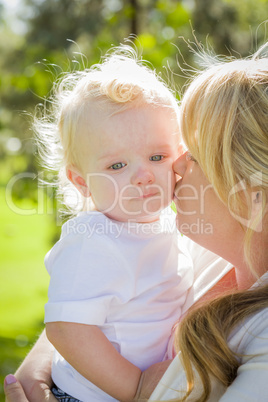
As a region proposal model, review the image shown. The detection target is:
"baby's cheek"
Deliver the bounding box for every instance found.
[91,179,118,209]
[168,170,176,193]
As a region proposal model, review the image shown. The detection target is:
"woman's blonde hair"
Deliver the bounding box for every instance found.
[173,42,268,401]
[34,45,179,216]
[181,43,268,271]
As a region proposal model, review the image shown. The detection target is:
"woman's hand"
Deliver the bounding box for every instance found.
[4,330,56,402]
[4,375,29,402]
[4,374,57,402]
[134,360,172,401]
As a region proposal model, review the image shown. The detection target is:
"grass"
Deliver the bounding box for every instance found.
[0,185,55,401]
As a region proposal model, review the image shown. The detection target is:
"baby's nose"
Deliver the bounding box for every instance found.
[131,167,155,185]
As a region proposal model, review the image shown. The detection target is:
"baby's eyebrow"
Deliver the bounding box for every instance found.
[151,144,174,152]
[98,153,120,161]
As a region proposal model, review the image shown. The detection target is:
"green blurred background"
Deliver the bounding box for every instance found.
[0,0,267,400]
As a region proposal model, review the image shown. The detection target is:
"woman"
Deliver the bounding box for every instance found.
[4,42,268,401]
[136,42,268,401]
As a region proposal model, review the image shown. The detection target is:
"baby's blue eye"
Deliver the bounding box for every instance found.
[110,162,126,170]
[150,155,164,162]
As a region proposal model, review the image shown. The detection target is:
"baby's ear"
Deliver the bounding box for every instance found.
[66,165,91,197]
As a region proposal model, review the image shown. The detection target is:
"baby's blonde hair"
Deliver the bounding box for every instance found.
[34,45,179,215]
[174,42,268,401]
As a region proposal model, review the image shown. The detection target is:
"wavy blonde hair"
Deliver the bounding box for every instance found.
[34,45,179,216]
[173,43,268,401]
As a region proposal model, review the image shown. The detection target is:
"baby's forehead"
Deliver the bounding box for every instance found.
[76,102,179,142]
[76,96,177,125]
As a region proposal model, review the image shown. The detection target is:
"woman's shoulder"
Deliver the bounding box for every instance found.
[229,305,268,357]
[234,275,268,346]
[245,306,268,333]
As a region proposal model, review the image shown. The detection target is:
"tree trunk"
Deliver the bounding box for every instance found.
[129,0,139,35]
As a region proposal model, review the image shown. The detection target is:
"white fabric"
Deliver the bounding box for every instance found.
[44,208,194,402]
[163,237,233,361]
[150,271,268,401]
[180,235,233,315]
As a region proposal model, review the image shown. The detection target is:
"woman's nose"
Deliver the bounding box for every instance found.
[173,152,188,177]
[131,167,155,185]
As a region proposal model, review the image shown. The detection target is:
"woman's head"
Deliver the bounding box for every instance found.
[173,44,268,402]
[175,43,268,274]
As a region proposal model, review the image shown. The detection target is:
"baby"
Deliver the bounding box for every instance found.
[37,46,193,401]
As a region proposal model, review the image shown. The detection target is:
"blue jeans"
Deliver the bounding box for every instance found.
[52,386,82,402]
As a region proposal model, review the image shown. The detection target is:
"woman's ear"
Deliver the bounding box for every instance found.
[66,165,91,197]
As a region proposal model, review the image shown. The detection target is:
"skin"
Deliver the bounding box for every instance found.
[173,151,267,289]
[4,331,56,402]
[68,105,180,223]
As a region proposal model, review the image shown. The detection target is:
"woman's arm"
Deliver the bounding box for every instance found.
[133,360,172,400]
[6,330,56,402]
[46,321,142,402]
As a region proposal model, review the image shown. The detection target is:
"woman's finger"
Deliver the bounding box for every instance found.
[4,375,29,402]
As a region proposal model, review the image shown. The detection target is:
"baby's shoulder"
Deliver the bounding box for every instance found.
[61,211,108,238]
[46,212,120,267]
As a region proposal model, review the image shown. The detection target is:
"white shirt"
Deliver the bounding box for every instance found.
[150,271,268,401]
[44,209,193,401]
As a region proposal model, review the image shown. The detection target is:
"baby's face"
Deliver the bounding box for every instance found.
[77,105,180,223]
